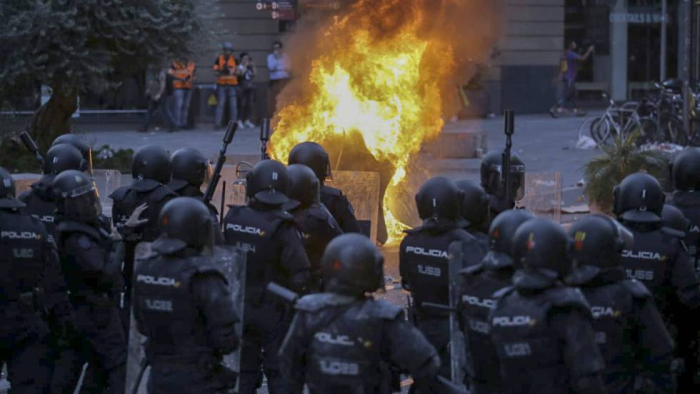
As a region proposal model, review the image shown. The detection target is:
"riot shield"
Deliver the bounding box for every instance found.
[446,240,468,388]
[325,171,380,243]
[518,172,562,222]
[125,243,246,394]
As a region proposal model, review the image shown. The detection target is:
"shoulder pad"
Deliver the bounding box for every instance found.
[365,299,404,320]
[322,186,342,197]
[193,260,229,285]
[493,286,515,299]
[77,235,93,250]
[149,186,177,203]
[622,279,652,299]
[57,221,101,241]
[295,293,356,312]
[547,287,591,312]
[661,226,686,239]
[109,186,129,201]
[274,209,295,222]
[403,227,422,235]
[459,263,485,277]
[225,205,246,217]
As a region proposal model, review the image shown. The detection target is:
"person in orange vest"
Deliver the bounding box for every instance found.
[213,42,241,130]
[169,58,196,129]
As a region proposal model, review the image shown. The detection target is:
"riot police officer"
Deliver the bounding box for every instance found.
[133,197,241,393]
[488,218,606,393]
[284,163,343,290]
[20,143,84,244]
[53,170,127,393]
[279,233,441,393]
[168,147,223,243]
[287,142,362,234]
[479,149,525,221]
[0,167,74,393]
[568,214,675,392]
[662,203,691,241]
[110,144,177,318]
[399,176,484,387]
[455,179,490,253]
[222,159,310,393]
[52,134,92,173]
[670,147,700,269]
[457,209,534,393]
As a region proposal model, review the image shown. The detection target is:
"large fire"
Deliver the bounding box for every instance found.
[270,0,499,243]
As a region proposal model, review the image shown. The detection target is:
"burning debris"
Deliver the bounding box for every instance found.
[269,0,503,244]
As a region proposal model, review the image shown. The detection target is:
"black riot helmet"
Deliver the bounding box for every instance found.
[671,148,700,191]
[52,170,102,222]
[486,209,536,268]
[568,214,634,269]
[613,173,664,224]
[52,134,92,173]
[43,144,84,175]
[662,204,690,238]
[170,148,212,188]
[246,159,289,205]
[455,179,489,227]
[480,149,525,201]
[512,218,571,278]
[288,142,331,183]
[0,167,24,209]
[415,177,462,222]
[132,145,172,184]
[287,164,320,209]
[157,197,214,251]
[321,233,384,296]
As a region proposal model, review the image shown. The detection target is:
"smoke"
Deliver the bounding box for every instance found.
[274,0,504,120]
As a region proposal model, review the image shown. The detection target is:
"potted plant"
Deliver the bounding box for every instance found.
[583,131,667,214]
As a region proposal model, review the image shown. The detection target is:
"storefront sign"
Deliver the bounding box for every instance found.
[609,12,668,24]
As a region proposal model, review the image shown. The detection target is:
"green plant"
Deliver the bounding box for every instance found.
[583,130,667,214]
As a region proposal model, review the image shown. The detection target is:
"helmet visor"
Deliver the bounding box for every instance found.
[487,164,525,201]
[202,160,214,189]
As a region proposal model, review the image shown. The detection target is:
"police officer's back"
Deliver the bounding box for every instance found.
[168,147,223,243]
[53,170,127,393]
[670,148,700,270]
[455,179,491,254]
[614,174,700,316]
[0,167,74,393]
[284,163,342,290]
[19,143,84,243]
[457,209,534,393]
[480,150,525,222]
[222,159,311,393]
[134,197,240,393]
[288,142,362,234]
[279,233,441,393]
[399,177,484,384]
[488,218,606,393]
[568,215,674,393]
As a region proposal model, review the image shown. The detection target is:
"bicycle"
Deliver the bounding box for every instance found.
[577,93,660,146]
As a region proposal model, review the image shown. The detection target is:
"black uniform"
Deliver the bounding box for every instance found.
[133,240,240,393]
[489,272,606,393]
[321,185,362,234]
[223,202,311,393]
[457,254,513,393]
[671,190,700,273]
[279,293,440,393]
[0,207,72,393]
[56,220,127,393]
[571,266,675,392]
[288,202,342,290]
[400,221,483,383]
[19,176,59,242]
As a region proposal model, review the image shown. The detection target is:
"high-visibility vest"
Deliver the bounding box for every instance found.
[170,60,195,89]
[213,55,238,86]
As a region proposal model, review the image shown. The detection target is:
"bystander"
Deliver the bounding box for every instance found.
[550,41,594,118]
[267,41,290,117]
[237,52,257,129]
[140,65,175,132]
[213,42,239,130]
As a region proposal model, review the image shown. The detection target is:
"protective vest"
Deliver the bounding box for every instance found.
[320,186,361,234]
[110,180,177,242]
[296,294,402,392]
[458,264,512,389]
[671,191,700,273]
[20,176,59,244]
[400,227,470,317]
[134,253,226,361]
[170,60,195,89]
[620,227,681,310]
[291,203,342,274]
[577,277,645,382]
[214,55,238,86]
[489,286,590,394]
[223,205,290,303]
[56,220,115,295]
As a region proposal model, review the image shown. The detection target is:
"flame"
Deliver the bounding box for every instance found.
[270,0,461,243]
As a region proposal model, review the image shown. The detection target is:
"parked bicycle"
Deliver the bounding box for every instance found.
[577,93,660,146]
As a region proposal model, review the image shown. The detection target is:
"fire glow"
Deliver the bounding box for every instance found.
[270,0,496,243]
